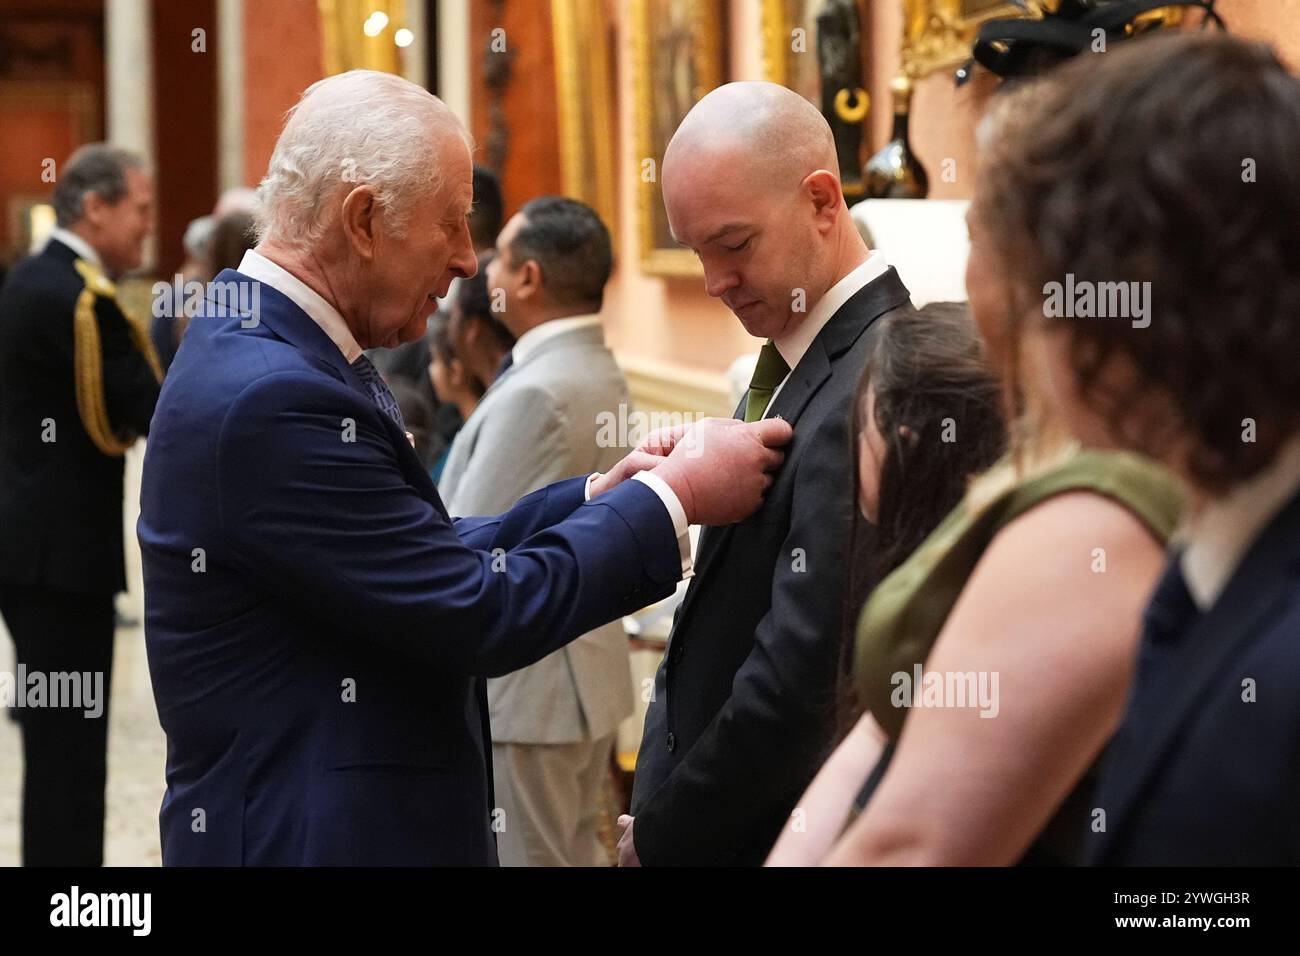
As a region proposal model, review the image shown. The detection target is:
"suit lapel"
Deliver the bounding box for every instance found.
[671,268,912,630]
[684,351,834,591]
[1097,489,1300,853]
[214,268,447,517]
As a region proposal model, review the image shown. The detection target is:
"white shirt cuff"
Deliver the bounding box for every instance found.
[584,472,600,501]
[632,471,693,579]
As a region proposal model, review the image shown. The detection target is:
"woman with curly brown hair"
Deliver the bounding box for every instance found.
[1004,32,1300,866]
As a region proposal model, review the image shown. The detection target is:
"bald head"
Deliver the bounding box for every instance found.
[660,81,866,342]
[664,81,839,191]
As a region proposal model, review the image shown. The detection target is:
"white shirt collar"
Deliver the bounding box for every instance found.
[511,313,601,368]
[773,250,888,371]
[753,250,889,418]
[1180,433,1300,610]
[48,227,102,268]
[237,249,362,363]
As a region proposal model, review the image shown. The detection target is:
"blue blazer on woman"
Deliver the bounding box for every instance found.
[1088,487,1300,865]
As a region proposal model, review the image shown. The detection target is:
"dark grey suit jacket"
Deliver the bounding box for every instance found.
[630,267,914,865]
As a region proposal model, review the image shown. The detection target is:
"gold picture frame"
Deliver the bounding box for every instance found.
[901,0,1024,80]
[552,0,619,245]
[633,0,727,277]
[760,0,823,100]
[318,0,406,75]
[902,1,1187,80]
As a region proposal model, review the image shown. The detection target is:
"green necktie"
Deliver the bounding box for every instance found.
[744,340,791,423]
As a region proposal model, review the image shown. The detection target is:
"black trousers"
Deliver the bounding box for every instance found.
[0,583,115,866]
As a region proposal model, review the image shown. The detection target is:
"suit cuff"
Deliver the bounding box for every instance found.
[632,471,693,579]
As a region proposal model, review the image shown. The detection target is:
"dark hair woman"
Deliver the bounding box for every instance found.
[850,302,1008,586]
[446,251,514,390]
[838,302,1008,736]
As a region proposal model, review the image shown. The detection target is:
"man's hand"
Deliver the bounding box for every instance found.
[653,417,793,526]
[588,450,666,498]
[586,420,703,497]
[616,815,641,867]
[633,421,693,457]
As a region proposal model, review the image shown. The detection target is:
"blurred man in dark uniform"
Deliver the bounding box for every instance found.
[0,143,161,865]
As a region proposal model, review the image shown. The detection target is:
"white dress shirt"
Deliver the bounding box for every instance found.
[1179,434,1300,610]
[237,249,363,363]
[762,249,889,416]
[47,226,102,267]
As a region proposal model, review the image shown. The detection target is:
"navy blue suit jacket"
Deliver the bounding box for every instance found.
[139,270,680,865]
[1088,487,1300,865]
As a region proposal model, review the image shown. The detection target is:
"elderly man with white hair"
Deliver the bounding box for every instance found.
[138,70,791,866]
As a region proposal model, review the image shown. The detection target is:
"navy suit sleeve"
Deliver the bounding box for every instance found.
[632,409,853,864]
[215,371,679,677]
[451,475,588,551]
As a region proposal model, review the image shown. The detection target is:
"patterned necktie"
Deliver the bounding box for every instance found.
[351,353,406,431]
[744,340,791,423]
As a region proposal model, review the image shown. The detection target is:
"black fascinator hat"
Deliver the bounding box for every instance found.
[956,0,1227,85]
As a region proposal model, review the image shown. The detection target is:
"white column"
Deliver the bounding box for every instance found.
[104,0,155,164]
[105,0,155,619]
[217,0,245,190]
[402,0,429,89]
[437,0,470,125]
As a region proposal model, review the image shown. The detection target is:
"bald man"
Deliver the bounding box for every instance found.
[622,82,917,866]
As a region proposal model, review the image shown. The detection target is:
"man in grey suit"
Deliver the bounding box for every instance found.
[439,196,634,866]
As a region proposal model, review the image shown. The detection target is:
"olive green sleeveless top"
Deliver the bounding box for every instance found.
[856,448,1183,741]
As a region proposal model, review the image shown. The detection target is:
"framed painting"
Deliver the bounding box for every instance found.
[902,0,1023,79]
[760,0,824,102]
[632,0,726,277]
[762,0,869,199]
[552,0,619,242]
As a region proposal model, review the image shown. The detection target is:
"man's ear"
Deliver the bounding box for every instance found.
[804,169,843,229]
[517,260,543,302]
[81,190,109,228]
[340,185,379,259]
[458,315,481,354]
[448,357,468,388]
